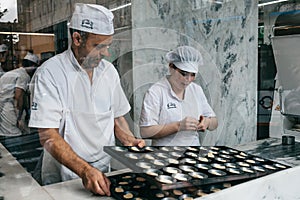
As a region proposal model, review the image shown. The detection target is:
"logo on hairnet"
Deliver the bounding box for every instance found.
[81,19,93,29]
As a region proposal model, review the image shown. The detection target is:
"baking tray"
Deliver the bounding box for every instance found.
[104,146,290,190]
[109,172,243,200]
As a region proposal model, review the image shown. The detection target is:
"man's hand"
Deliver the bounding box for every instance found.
[114,116,146,148]
[17,119,25,131]
[122,137,145,148]
[81,166,111,196]
[39,128,112,196]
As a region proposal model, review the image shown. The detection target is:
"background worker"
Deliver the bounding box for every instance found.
[0,51,39,136]
[0,44,12,77]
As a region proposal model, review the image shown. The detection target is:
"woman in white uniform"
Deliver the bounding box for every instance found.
[29,4,144,196]
[140,46,218,146]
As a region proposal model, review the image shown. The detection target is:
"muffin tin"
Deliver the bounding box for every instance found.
[109,172,242,200]
[104,146,290,190]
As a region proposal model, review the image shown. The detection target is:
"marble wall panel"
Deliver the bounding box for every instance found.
[129,0,258,146]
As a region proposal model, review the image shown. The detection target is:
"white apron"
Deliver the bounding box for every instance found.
[42,108,115,184]
[42,69,115,184]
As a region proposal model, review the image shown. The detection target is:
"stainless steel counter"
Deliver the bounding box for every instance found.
[0,143,52,200]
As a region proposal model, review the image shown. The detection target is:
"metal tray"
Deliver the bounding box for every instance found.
[109,172,243,200]
[104,146,290,190]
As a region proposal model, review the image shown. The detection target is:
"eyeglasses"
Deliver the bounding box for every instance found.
[172,65,196,77]
[96,45,109,51]
[95,43,110,51]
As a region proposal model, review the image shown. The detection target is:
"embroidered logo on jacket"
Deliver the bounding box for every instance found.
[81,19,93,29]
[167,102,176,109]
[31,102,38,110]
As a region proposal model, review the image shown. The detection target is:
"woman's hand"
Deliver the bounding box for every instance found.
[196,115,210,131]
[179,117,200,131]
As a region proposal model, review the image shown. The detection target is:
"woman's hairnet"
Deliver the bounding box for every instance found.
[165,46,203,73]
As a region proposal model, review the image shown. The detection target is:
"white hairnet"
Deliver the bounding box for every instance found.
[165,46,203,73]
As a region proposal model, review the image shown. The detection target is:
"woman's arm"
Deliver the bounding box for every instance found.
[140,116,201,139]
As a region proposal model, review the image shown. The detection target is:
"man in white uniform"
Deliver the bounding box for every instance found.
[0,52,39,136]
[140,46,218,146]
[29,3,144,196]
[0,44,9,77]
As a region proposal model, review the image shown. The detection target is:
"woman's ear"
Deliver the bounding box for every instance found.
[72,32,82,46]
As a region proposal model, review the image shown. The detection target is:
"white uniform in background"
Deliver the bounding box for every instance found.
[140,76,216,146]
[0,65,5,77]
[0,68,30,136]
[29,48,130,184]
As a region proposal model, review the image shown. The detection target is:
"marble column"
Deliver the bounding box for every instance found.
[127,0,258,146]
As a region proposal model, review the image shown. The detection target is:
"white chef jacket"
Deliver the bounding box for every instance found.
[29,48,130,184]
[0,68,30,136]
[140,76,216,146]
[0,64,4,78]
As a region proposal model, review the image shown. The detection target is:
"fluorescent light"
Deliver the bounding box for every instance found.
[0,31,54,36]
[258,0,289,7]
[109,3,131,12]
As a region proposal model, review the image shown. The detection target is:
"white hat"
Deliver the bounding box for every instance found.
[165,46,203,73]
[0,44,8,52]
[24,52,39,65]
[69,3,114,35]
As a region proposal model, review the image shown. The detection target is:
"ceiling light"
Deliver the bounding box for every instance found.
[109,3,131,12]
[258,0,289,7]
[0,31,54,36]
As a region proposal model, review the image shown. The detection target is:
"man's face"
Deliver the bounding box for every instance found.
[0,51,8,63]
[0,50,13,71]
[79,34,113,69]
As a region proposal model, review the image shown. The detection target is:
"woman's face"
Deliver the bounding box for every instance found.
[170,64,196,90]
[77,33,113,69]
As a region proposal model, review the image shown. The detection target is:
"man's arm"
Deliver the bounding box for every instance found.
[14,87,25,129]
[114,116,145,147]
[38,128,111,196]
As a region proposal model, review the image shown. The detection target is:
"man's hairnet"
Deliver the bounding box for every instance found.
[165,46,203,73]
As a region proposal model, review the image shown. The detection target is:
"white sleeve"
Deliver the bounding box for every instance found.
[112,78,131,118]
[198,86,216,117]
[29,68,63,128]
[15,72,30,91]
[139,88,161,127]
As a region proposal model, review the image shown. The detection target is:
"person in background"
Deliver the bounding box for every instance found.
[28,3,145,196]
[22,51,40,123]
[0,51,39,137]
[139,46,218,146]
[0,44,12,77]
